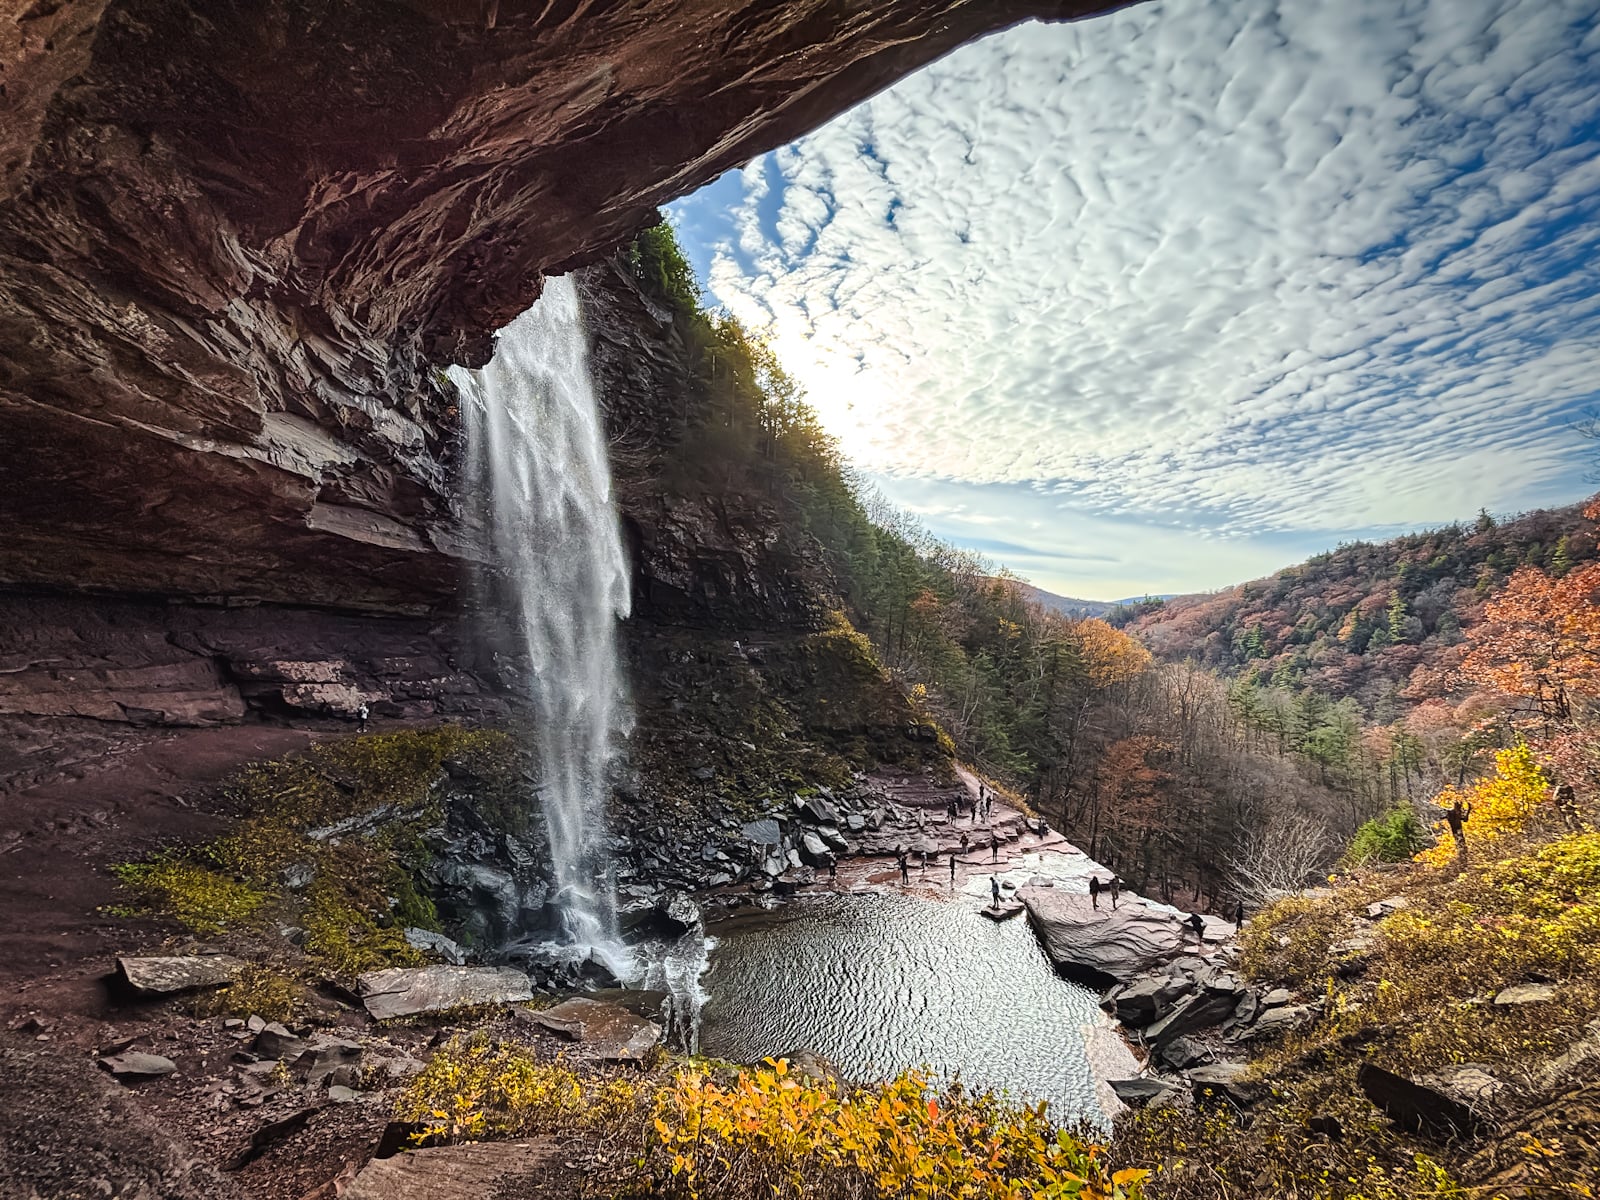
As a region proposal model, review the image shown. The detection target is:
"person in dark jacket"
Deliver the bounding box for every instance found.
[1234,899,1245,931]
[1108,876,1121,909]
[1187,911,1206,949]
[990,875,1001,907]
[1089,875,1102,910]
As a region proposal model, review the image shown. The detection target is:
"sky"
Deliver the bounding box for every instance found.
[668,0,1600,602]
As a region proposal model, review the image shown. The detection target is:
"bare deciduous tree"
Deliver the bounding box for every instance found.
[1228,813,1337,907]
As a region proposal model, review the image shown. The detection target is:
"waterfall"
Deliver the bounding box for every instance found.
[450,274,635,981]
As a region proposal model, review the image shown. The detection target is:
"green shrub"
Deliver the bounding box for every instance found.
[1347,807,1426,864]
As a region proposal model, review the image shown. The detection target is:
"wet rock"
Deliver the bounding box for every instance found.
[1358,1064,1493,1140]
[1107,976,1171,1025]
[1109,1077,1184,1108]
[1189,1064,1264,1109]
[529,998,661,1061]
[405,927,469,965]
[1494,983,1558,1006]
[741,819,782,847]
[799,831,832,867]
[656,891,702,934]
[357,966,534,1020]
[99,1051,177,1080]
[1019,888,1195,982]
[116,955,244,996]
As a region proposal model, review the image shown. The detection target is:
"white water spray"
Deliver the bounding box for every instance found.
[450,275,634,980]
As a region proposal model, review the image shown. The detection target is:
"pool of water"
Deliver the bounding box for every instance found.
[697,887,1126,1125]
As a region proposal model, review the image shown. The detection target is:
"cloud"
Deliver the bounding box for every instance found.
[670,0,1600,590]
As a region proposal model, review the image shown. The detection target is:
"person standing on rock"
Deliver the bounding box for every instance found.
[1187,911,1205,950]
[896,847,909,885]
[1089,875,1102,910]
[959,832,970,858]
[949,855,957,885]
[1233,899,1244,931]
[991,838,999,864]
[828,855,837,880]
[1109,876,1121,910]
[990,875,1001,908]
[356,702,369,733]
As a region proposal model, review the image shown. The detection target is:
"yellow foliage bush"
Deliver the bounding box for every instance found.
[651,1058,1145,1200]
[395,1041,1146,1200]
[110,858,266,934]
[395,1036,641,1143]
[1415,743,1550,866]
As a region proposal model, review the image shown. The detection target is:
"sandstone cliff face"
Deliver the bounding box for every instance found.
[0,0,1123,611]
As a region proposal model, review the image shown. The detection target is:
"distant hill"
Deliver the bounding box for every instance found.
[1008,582,1178,620]
[1121,499,1600,713]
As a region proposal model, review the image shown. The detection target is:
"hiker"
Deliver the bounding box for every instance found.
[991,838,1000,863]
[896,847,909,885]
[1445,797,1473,864]
[1233,899,1244,931]
[1089,875,1102,910]
[949,855,957,884]
[959,832,970,858]
[1187,911,1205,949]
[990,875,1001,908]
[828,856,838,879]
[356,702,369,733]
[1109,876,1121,910]
[1038,816,1050,838]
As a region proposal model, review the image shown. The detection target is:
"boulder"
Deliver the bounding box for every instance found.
[99,1052,177,1080]
[528,998,661,1062]
[293,1037,364,1084]
[798,831,832,868]
[799,797,842,826]
[357,966,533,1021]
[1188,1064,1265,1108]
[116,955,244,996]
[1357,1064,1492,1140]
[252,1023,308,1061]
[1493,983,1557,1006]
[1109,1077,1184,1108]
[1155,1036,1210,1072]
[818,826,850,854]
[1416,1063,1503,1107]
[1020,888,1195,982]
[1108,975,1173,1026]
[405,928,469,965]
[742,818,782,847]
[1245,1003,1317,1040]
[328,1085,360,1104]
[1261,988,1293,1008]
[1142,985,1243,1047]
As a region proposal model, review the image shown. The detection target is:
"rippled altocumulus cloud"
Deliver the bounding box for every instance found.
[672,0,1600,559]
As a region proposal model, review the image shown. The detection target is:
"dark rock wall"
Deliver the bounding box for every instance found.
[0,0,1124,609]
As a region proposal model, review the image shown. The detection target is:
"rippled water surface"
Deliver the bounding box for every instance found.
[699,890,1107,1123]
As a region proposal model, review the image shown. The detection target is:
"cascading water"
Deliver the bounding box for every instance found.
[450,275,635,981]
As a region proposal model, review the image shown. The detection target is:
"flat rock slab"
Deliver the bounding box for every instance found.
[345,1139,559,1200]
[99,1051,177,1080]
[530,997,661,1061]
[1494,983,1558,1006]
[1020,888,1197,982]
[357,966,533,1020]
[117,955,244,995]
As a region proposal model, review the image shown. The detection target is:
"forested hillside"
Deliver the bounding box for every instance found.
[627,222,1354,907]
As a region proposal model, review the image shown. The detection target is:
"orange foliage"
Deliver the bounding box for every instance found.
[1073,619,1151,689]
[1459,557,1600,726]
